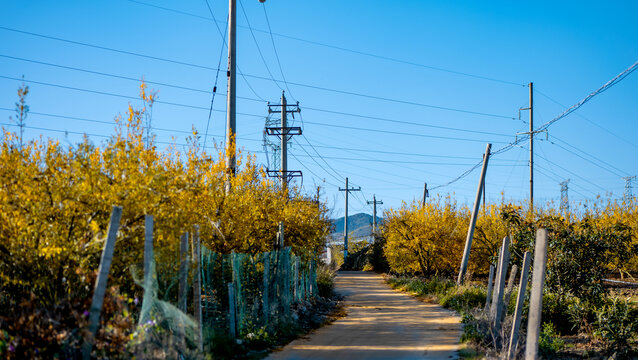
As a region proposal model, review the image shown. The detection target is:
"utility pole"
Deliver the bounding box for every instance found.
[623,176,636,203]
[518,83,538,213]
[422,183,429,207]
[560,179,570,216]
[225,0,237,178]
[339,177,361,259]
[458,143,491,285]
[367,194,383,233]
[265,92,302,189]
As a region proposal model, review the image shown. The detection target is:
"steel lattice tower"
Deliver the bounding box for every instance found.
[560,179,570,215]
[623,176,636,203]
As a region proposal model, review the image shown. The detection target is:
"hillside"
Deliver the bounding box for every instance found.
[330,212,383,239]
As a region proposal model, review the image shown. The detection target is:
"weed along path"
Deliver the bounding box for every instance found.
[268,271,462,360]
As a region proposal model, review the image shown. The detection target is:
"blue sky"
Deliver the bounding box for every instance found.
[1,0,637,218]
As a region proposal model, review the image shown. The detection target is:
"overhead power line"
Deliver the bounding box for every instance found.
[430,59,638,191]
[125,0,524,87]
[537,60,638,132]
[0,26,515,119]
[0,75,511,144]
[301,120,509,144]
[535,87,638,150]
[2,54,516,136]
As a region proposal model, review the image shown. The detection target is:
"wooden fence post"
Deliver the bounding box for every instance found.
[525,229,549,360]
[82,206,123,360]
[507,252,531,360]
[178,232,189,312]
[192,226,203,351]
[484,264,495,313]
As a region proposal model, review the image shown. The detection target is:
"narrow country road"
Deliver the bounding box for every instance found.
[268,271,462,360]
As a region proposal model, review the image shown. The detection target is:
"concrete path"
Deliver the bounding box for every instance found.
[268,271,462,360]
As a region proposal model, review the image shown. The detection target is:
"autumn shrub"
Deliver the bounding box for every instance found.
[0,84,332,357]
[382,197,469,276]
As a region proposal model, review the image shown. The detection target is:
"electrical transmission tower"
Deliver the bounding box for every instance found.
[560,179,570,215]
[623,176,636,203]
[263,92,302,189]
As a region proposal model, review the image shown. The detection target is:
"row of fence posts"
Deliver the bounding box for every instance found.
[483,229,549,360]
[82,206,317,358]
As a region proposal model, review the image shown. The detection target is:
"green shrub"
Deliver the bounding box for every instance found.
[538,322,565,358]
[316,264,336,299]
[439,286,486,313]
[594,297,638,358]
[540,292,579,335]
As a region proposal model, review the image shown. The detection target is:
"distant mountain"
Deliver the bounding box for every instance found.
[330,213,383,239]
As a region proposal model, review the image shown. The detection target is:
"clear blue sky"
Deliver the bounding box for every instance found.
[1,0,637,218]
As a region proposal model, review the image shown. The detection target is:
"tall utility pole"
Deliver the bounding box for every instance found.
[623,176,636,203]
[265,92,302,189]
[339,177,361,259]
[529,82,534,210]
[367,194,383,233]
[422,183,429,207]
[225,0,237,177]
[518,83,536,212]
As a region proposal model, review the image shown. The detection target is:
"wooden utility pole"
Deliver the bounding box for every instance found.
[225,0,237,177]
[457,143,491,285]
[367,194,383,233]
[339,177,360,259]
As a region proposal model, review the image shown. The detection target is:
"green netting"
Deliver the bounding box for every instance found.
[199,246,319,339]
[134,244,319,357]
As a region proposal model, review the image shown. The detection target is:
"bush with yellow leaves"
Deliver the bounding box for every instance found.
[0,84,331,357]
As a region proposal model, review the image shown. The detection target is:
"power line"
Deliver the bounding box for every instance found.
[303,106,515,136]
[430,61,638,191]
[203,0,228,149]
[534,152,608,193]
[535,87,638,150]
[202,0,265,101]
[537,60,638,133]
[302,120,509,144]
[237,0,283,93]
[546,136,627,178]
[125,0,525,87]
[261,2,295,100]
[0,75,513,145]
[534,165,591,199]
[0,26,515,119]
[2,54,516,137]
[0,75,263,117]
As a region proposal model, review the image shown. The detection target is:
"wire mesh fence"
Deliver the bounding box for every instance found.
[135,241,319,356]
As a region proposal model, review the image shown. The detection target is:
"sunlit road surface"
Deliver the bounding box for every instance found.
[268,271,462,360]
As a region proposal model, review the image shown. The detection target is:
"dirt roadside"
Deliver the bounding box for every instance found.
[267,271,462,360]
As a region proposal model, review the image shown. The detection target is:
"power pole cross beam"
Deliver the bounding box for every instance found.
[339,177,361,259]
[264,91,302,190]
[367,194,383,233]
